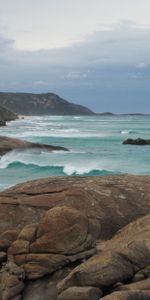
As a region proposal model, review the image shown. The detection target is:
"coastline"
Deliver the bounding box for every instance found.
[0,114,150,193]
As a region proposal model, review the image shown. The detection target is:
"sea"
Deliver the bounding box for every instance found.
[0,115,150,191]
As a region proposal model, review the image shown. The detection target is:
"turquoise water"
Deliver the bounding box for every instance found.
[0,115,150,191]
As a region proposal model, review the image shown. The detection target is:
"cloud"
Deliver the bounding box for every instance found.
[129,72,143,80]
[1,21,150,68]
[0,21,150,112]
[136,62,147,69]
[0,35,14,50]
[63,71,88,80]
[34,80,49,86]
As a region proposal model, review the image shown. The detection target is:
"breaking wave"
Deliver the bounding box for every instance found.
[0,150,116,176]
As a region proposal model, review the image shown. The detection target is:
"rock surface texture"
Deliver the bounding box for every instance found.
[0,136,68,155]
[0,175,150,299]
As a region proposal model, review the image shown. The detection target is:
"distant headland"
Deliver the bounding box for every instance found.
[0,92,94,116]
[97,112,150,116]
[0,92,149,120]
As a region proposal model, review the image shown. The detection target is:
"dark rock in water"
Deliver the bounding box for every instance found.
[0,135,68,155]
[97,112,116,116]
[123,138,150,145]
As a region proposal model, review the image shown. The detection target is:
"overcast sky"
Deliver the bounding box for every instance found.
[0,0,150,112]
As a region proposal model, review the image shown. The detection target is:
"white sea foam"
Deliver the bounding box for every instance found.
[121,130,132,134]
[0,150,114,175]
[0,115,150,191]
[3,131,110,139]
[62,163,104,175]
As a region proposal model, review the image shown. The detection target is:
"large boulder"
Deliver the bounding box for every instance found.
[0,257,25,300]
[58,214,150,295]
[23,279,58,300]
[116,278,150,292]
[0,176,150,239]
[8,206,99,279]
[57,286,102,300]
[0,176,150,299]
[30,206,99,254]
[101,291,150,300]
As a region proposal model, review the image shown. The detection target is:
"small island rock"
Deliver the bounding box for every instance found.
[123,138,150,145]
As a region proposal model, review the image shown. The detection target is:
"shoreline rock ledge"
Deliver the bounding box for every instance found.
[0,175,150,299]
[0,135,68,155]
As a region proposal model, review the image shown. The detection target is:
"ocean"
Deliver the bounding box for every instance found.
[0,115,150,191]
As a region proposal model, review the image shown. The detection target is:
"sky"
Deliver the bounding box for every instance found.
[0,0,150,113]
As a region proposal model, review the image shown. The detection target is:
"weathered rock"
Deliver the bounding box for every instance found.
[0,258,25,300]
[8,240,30,255]
[0,136,68,156]
[0,252,7,263]
[1,274,24,300]
[133,265,150,280]
[57,286,102,300]
[30,206,100,255]
[0,176,150,239]
[8,207,99,279]
[0,230,19,243]
[123,138,150,145]
[58,214,150,294]
[0,240,11,252]
[0,176,150,299]
[0,230,19,254]
[131,272,145,282]
[10,296,22,300]
[18,224,38,243]
[116,278,150,291]
[23,279,58,300]
[18,249,95,280]
[101,291,150,299]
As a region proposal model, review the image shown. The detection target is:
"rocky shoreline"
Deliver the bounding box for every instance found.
[0,136,68,156]
[0,175,150,299]
[0,105,17,127]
